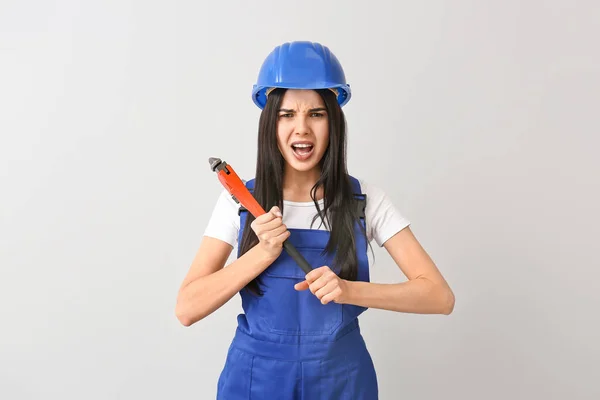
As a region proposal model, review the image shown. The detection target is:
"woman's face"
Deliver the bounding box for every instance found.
[276,89,329,173]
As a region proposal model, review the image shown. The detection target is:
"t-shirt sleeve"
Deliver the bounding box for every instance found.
[360,179,411,247]
[202,189,240,247]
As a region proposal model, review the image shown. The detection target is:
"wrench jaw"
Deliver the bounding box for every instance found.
[208,157,230,174]
[208,157,222,171]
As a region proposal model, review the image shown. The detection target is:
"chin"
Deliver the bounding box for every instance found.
[286,159,316,170]
[290,163,318,172]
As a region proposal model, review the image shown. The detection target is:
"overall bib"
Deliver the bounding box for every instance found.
[216,177,378,399]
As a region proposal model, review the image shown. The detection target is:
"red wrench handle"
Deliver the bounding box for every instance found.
[208,157,312,274]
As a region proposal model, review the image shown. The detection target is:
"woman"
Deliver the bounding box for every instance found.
[176,41,455,399]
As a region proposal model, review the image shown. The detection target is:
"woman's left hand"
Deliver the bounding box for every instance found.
[294,266,349,305]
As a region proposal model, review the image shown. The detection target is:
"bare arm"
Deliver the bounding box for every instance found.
[344,227,455,314]
[297,226,455,315]
[175,237,276,326]
[175,206,289,326]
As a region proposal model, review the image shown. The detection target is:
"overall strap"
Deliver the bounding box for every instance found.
[348,175,367,226]
[237,177,367,254]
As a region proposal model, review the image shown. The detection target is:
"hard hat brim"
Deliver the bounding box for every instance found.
[252,84,351,109]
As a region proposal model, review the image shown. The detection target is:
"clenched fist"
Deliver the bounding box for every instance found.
[294,266,349,305]
[251,206,290,260]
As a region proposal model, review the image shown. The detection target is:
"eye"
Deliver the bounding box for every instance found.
[310,112,325,118]
[278,113,293,118]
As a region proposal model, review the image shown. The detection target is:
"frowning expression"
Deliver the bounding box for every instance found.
[276,89,329,172]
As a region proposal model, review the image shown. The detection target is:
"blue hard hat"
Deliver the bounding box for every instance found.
[251,41,351,109]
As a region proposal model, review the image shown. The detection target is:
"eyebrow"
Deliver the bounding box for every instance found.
[278,107,327,113]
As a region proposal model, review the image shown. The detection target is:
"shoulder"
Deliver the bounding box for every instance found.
[353,177,394,218]
[214,188,240,213]
[351,176,411,247]
[348,176,388,207]
[202,188,241,247]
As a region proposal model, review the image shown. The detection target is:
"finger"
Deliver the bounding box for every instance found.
[294,280,309,291]
[309,268,335,290]
[305,266,328,283]
[320,287,342,305]
[314,280,338,300]
[253,219,284,239]
[254,206,281,224]
[257,216,285,233]
[259,223,287,240]
[268,221,287,235]
[253,214,277,228]
[272,229,291,244]
[274,224,288,236]
[308,273,331,295]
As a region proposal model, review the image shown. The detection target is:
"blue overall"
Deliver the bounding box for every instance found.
[216,177,378,399]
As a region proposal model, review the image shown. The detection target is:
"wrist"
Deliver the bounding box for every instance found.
[342,279,359,304]
[253,244,279,265]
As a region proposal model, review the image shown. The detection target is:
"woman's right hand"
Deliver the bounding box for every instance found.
[251,206,290,260]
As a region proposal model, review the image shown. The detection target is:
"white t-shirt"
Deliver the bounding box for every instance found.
[203,178,410,249]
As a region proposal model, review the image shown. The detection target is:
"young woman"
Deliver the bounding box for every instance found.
[176,41,455,399]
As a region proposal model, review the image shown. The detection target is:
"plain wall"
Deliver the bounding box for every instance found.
[1,1,599,399]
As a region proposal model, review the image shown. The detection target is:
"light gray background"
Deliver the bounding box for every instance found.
[1,1,598,399]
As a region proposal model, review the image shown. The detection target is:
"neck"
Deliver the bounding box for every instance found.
[282,165,323,202]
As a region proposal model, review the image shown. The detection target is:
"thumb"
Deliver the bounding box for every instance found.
[271,206,282,217]
[294,280,309,291]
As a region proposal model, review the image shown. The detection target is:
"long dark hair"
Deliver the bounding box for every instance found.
[239,88,365,294]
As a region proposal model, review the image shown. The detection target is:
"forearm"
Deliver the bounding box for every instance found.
[343,278,455,315]
[176,246,275,325]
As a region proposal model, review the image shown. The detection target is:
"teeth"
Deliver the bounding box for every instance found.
[292,144,312,148]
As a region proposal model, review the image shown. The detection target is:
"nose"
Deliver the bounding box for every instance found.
[294,114,311,136]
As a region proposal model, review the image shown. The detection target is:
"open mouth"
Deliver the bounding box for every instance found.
[291,143,314,160]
